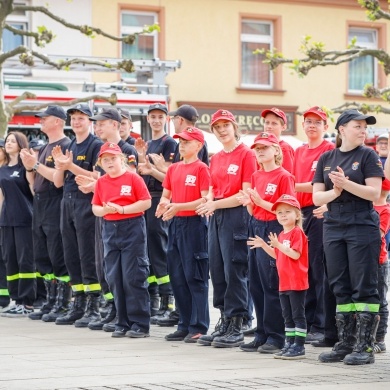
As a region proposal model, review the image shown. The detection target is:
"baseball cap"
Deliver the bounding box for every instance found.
[0,139,4,148]
[98,142,122,157]
[261,107,287,125]
[377,133,389,143]
[173,127,204,145]
[35,105,67,121]
[271,194,301,212]
[168,105,199,123]
[29,138,47,150]
[118,108,132,121]
[67,103,93,117]
[210,109,237,126]
[303,106,327,122]
[90,108,122,123]
[250,132,279,149]
[335,109,376,130]
[148,103,168,115]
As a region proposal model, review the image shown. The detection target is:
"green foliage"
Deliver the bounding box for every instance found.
[79,25,95,38]
[143,23,160,34]
[358,0,381,21]
[36,25,55,47]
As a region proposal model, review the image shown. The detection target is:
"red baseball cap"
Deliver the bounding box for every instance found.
[98,142,122,157]
[261,107,287,125]
[250,132,279,149]
[271,194,301,212]
[210,109,237,126]
[303,106,327,121]
[173,126,205,145]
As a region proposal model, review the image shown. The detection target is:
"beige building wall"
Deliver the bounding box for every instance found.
[91,0,390,140]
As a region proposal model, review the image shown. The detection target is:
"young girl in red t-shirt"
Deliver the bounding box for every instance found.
[247,194,308,360]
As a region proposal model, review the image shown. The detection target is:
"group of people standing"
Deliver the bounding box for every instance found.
[0,102,388,366]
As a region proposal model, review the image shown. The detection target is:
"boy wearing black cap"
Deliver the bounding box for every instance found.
[118,108,139,145]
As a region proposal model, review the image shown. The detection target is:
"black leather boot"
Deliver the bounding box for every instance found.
[88,300,117,330]
[55,293,86,325]
[343,313,379,365]
[150,294,160,317]
[74,294,101,328]
[319,313,357,363]
[212,316,244,348]
[150,295,174,324]
[197,312,230,346]
[157,309,179,327]
[29,280,57,320]
[41,281,72,322]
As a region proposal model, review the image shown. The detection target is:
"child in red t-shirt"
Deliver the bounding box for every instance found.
[92,142,151,338]
[247,194,308,360]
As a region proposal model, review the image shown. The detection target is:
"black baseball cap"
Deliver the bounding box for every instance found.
[29,138,47,150]
[168,104,199,123]
[35,105,67,121]
[118,108,132,121]
[335,109,376,130]
[90,108,122,123]
[148,103,168,115]
[67,103,93,117]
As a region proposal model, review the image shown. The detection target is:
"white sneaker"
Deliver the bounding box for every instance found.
[1,304,34,317]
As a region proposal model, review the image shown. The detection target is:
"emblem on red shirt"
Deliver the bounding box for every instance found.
[227,164,239,175]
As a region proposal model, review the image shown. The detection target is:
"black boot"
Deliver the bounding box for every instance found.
[41,281,72,322]
[150,295,174,324]
[74,294,101,328]
[212,316,244,348]
[29,280,57,320]
[150,294,160,317]
[343,313,379,365]
[157,309,179,327]
[198,312,229,346]
[55,293,86,325]
[88,300,117,330]
[319,313,357,363]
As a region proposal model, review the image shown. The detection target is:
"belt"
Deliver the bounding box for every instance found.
[63,191,92,200]
[327,201,373,212]
[34,189,63,200]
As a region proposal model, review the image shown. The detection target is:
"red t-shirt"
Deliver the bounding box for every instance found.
[374,204,390,265]
[163,160,210,217]
[275,226,309,291]
[92,171,151,221]
[251,166,295,221]
[293,140,335,208]
[210,144,257,199]
[279,140,295,174]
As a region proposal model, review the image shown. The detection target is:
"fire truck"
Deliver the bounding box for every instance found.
[3,56,181,141]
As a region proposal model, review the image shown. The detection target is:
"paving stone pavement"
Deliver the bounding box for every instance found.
[1,291,389,390]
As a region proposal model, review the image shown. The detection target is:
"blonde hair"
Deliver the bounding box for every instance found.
[97,152,127,169]
[211,121,241,141]
[257,144,283,169]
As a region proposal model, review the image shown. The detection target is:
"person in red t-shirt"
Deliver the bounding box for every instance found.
[261,107,295,173]
[156,126,210,344]
[92,142,151,339]
[247,194,308,360]
[237,132,295,355]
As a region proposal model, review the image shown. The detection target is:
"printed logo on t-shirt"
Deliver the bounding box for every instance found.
[185,175,196,186]
[282,239,291,248]
[120,185,132,196]
[10,171,20,178]
[227,164,239,175]
[311,161,318,172]
[46,156,53,163]
[324,166,331,171]
[265,183,277,195]
[352,162,359,171]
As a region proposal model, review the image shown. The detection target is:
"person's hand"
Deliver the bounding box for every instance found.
[75,175,96,194]
[106,201,124,214]
[138,156,154,176]
[313,204,328,219]
[247,187,263,206]
[268,232,279,248]
[148,153,167,173]
[102,202,118,215]
[155,200,169,218]
[247,235,266,249]
[237,189,252,206]
[161,203,180,221]
[134,138,147,156]
[53,147,73,170]
[329,166,348,189]
[20,148,37,170]
[196,199,216,217]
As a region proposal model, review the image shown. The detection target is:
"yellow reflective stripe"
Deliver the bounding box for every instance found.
[355,303,380,313]
[156,275,170,285]
[104,292,114,300]
[0,289,10,296]
[42,274,55,281]
[19,273,36,279]
[36,272,43,278]
[72,284,84,292]
[285,331,295,337]
[147,275,157,284]
[56,275,70,283]
[336,303,355,313]
[6,273,20,281]
[296,331,307,337]
[84,283,101,293]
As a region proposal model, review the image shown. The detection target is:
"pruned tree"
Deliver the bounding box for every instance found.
[257,0,390,119]
[0,0,159,136]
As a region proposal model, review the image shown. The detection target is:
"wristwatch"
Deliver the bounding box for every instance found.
[33,162,40,172]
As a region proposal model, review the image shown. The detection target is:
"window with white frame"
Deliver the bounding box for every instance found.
[348,28,378,93]
[241,19,273,88]
[121,11,158,61]
[3,1,29,52]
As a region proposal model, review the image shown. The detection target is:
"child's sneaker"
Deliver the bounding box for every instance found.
[1,304,34,318]
[274,341,293,359]
[281,343,306,360]
[373,341,386,353]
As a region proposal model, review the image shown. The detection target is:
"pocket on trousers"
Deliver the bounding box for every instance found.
[269,259,279,290]
[232,233,249,263]
[194,252,209,282]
